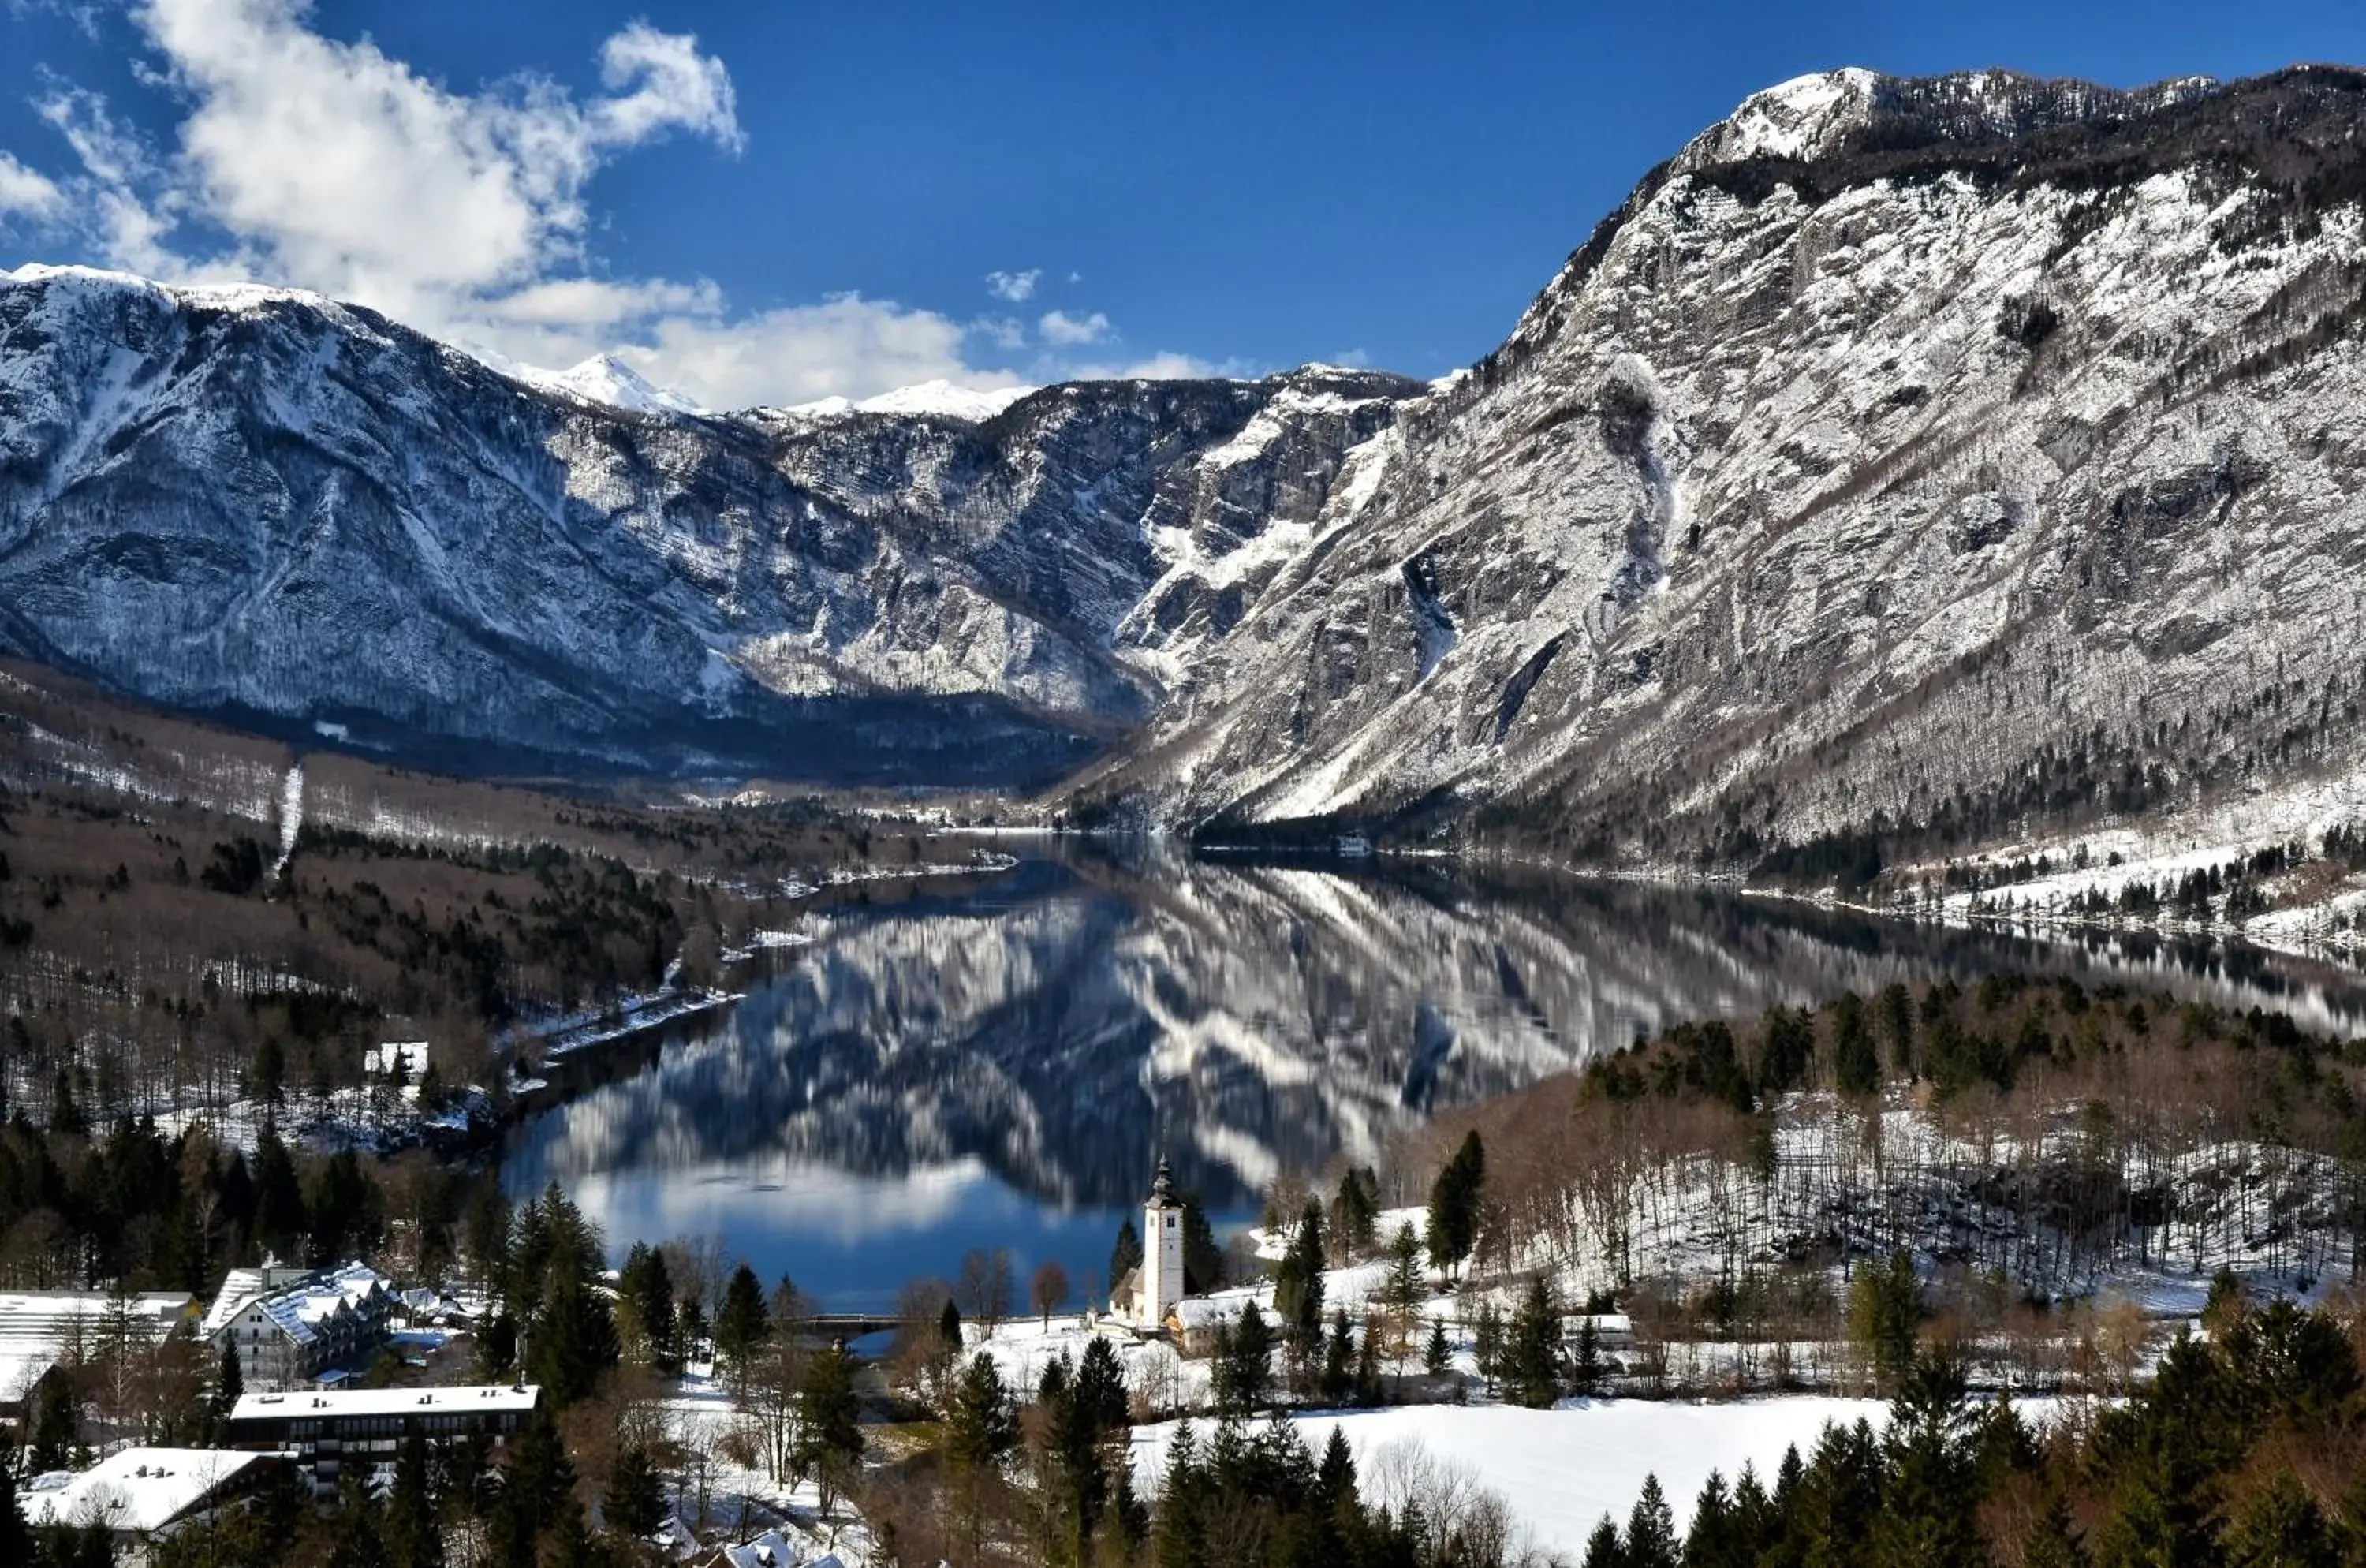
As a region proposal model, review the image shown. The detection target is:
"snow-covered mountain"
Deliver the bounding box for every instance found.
[1070,65,2366,868]
[9,65,2366,862]
[0,260,1409,781]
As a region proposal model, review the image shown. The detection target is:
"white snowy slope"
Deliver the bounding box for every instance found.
[0,259,1408,782]
[1068,65,2366,871]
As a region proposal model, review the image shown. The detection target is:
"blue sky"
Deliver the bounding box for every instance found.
[0,2,2357,406]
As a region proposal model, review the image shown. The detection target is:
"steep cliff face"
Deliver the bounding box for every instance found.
[1077,66,2366,870]
[0,263,1412,782]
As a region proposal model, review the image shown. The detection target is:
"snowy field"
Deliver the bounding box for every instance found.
[1133,1397,1894,1558]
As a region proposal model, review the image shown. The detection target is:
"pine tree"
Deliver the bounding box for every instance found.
[1151,1422,1206,1568]
[797,1346,863,1514]
[1423,1316,1450,1377]
[1503,1275,1562,1409]
[1582,1515,1626,1568]
[1273,1200,1327,1339]
[2021,1488,2088,1568]
[1625,1474,1679,1568]
[1217,1302,1273,1413]
[1685,1471,1743,1568]
[946,1351,1017,1470]
[604,1442,667,1541]
[1473,1299,1504,1395]
[1320,1309,1355,1404]
[1076,1335,1130,1433]
[1425,1131,1486,1279]
[213,1337,243,1435]
[1833,990,1882,1096]
[715,1262,771,1389]
[2224,1473,2338,1568]
[384,1432,442,1568]
[1330,1167,1378,1258]
[1110,1217,1144,1295]
[1572,1316,1604,1394]
[1353,1316,1383,1406]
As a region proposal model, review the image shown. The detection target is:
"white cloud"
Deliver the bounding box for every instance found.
[1038,308,1110,346]
[973,315,1028,351]
[630,293,1030,410]
[591,22,743,152]
[984,267,1040,302]
[0,151,65,222]
[0,2,1224,405]
[1076,351,1236,381]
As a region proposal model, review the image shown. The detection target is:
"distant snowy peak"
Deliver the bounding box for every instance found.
[534,353,704,416]
[1677,66,1887,169]
[1674,66,2223,173]
[781,379,1036,423]
[479,351,704,416]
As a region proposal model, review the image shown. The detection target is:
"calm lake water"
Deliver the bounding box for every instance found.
[498,842,2366,1311]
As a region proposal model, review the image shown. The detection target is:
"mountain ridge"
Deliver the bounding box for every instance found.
[9,65,2366,893]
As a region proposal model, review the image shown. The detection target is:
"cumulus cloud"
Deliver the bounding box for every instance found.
[631,293,1028,411]
[1,2,1225,405]
[984,267,1040,302]
[0,151,65,222]
[1038,308,1110,346]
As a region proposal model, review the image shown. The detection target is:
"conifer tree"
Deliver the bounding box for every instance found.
[1425,1130,1486,1279]
[1503,1275,1562,1409]
[604,1442,667,1542]
[1110,1217,1143,1294]
[1582,1515,1625,1568]
[384,1432,442,1568]
[714,1262,771,1390]
[946,1351,1017,1470]
[1423,1316,1450,1377]
[1625,1474,1679,1568]
[797,1346,863,1514]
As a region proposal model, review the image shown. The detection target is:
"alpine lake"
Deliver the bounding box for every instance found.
[498,840,2366,1311]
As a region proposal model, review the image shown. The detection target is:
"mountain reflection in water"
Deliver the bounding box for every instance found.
[501,842,2366,1309]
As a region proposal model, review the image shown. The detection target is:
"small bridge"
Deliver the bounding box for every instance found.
[792,1314,902,1342]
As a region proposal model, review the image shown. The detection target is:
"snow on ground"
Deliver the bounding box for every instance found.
[1133,1398,1894,1557]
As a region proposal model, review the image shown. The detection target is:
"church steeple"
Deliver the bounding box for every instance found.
[1147,1153,1177,1208]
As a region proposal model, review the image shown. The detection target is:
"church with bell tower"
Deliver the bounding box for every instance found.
[1114,1154,1189,1329]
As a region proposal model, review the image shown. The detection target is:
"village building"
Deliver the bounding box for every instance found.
[1110,1155,1191,1331]
[200,1259,395,1391]
[0,1290,196,1433]
[226,1383,542,1496]
[18,1446,290,1561]
[696,1526,848,1568]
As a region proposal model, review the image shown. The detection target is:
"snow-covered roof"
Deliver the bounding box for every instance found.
[1168,1297,1248,1332]
[231,1383,541,1421]
[204,1260,390,1347]
[704,1527,845,1568]
[18,1447,278,1533]
[0,1291,193,1365]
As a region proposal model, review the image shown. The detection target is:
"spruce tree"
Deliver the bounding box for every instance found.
[1503,1275,1562,1409]
[1582,1516,1626,1568]
[384,1432,442,1568]
[946,1351,1017,1470]
[1110,1217,1144,1294]
[1423,1316,1450,1377]
[1425,1131,1486,1279]
[605,1442,667,1541]
[797,1346,863,1514]
[1625,1474,1679,1568]
[715,1262,771,1388]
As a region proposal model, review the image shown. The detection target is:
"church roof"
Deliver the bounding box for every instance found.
[1147,1154,1177,1208]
